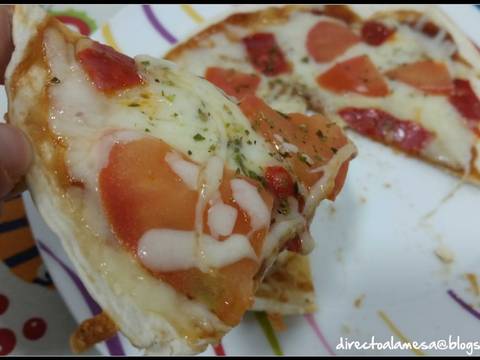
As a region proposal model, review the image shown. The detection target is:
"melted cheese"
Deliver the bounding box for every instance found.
[138,229,256,271]
[298,230,315,255]
[230,179,270,231]
[168,6,480,174]
[208,201,238,237]
[261,197,306,258]
[138,229,198,271]
[165,151,200,191]
[195,155,225,240]
[273,134,299,155]
[201,233,257,268]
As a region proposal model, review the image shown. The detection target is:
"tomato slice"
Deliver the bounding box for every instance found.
[386,60,453,95]
[285,235,302,253]
[449,79,480,129]
[76,42,142,93]
[338,107,434,154]
[328,160,350,201]
[99,138,197,251]
[99,136,274,326]
[317,55,389,97]
[242,33,291,76]
[306,21,360,63]
[361,20,395,46]
[205,67,260,100]
[163,167,273,326]
[239,95,350,192]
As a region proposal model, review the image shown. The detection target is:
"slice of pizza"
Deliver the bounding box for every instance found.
[5,5,355,355]
[166,4,480,183]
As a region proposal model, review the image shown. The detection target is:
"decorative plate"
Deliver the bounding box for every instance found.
[24,4,480,356]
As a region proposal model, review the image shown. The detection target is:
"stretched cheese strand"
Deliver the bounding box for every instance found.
[195,155,225,271]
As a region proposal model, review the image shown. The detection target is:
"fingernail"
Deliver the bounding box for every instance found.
[0,124,32,181]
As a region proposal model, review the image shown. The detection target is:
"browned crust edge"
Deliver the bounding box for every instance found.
[165,5,360,62]
[70,312,119,354]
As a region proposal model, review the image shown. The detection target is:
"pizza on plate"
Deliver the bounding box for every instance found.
[166,4,480,183]
[5,5,355,354]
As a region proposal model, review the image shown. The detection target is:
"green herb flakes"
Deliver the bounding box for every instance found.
[198,108,209,122]
[193,133,205,141]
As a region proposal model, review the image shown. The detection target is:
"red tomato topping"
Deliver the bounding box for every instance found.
[306,21,360,63]
[361,20,395,46]
[449,79,480,128]
[205,67,260,100]
[265,166,295,199]
[76,42,142,93]
[339,107,434,154]
[386,60,453,95]
[239,95,350,191]
[99,136,273,326]
[285,236,302,253]
[99,138,198,252]
[317,55,389,97]
[242,33,291,76]
[328,160,350,201]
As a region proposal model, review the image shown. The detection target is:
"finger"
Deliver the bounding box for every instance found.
[0,165,13,199]
[0,123,32,182]
[0,5,13,85]
[4,177,27,200]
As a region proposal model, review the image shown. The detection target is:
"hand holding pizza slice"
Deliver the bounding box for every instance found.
[5,5,356,354]
[0,5,32,202]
